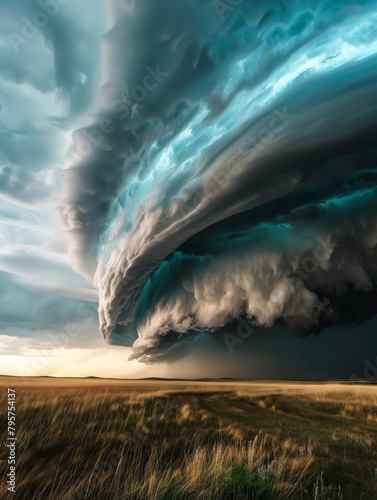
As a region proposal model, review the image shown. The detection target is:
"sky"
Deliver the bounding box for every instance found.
[1,0,377,379]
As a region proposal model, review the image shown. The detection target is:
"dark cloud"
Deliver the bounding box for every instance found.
[1,0,375,368]
[161,318,377,381]
[53,0,377,363]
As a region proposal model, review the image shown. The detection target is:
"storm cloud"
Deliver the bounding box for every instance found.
[2,0,377,370]
[54,0,377,362]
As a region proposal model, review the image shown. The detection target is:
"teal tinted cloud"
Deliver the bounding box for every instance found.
[2,0,377,368]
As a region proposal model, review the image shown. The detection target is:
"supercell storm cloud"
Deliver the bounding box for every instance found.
[56,0,377,361]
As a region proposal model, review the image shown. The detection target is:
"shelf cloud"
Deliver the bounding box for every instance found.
[57,0,377,362]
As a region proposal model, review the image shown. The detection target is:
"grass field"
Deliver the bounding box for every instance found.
[1,377,377,499]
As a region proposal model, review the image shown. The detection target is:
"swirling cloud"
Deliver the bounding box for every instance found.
[56,0,377,361]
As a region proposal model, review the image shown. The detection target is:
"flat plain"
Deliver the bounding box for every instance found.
[1,377,376,499]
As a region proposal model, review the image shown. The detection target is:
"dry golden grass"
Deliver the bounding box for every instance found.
[0,377,376,499]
